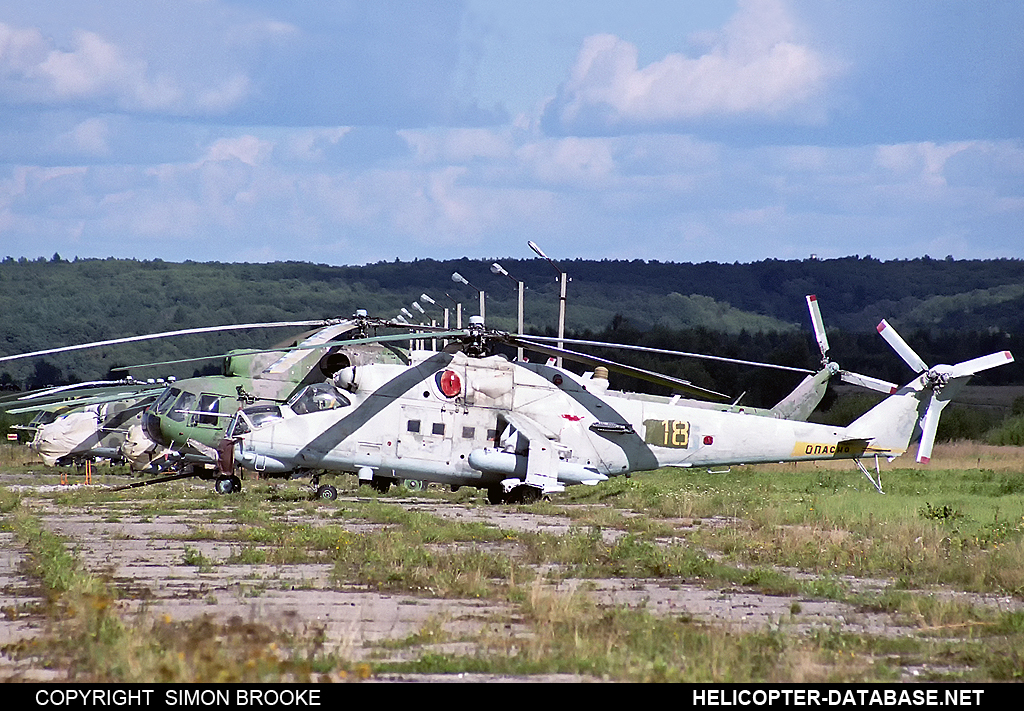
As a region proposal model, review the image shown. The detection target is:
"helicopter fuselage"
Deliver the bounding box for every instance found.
[227,351,910,499]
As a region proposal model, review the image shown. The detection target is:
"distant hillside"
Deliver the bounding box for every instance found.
[1,254,1022,388]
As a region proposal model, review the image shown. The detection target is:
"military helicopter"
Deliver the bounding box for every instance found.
[0,317,407,477]
[1,297,888,497]
[194,293,884,499]
[3,378,168,466]
[215,308,1004,504]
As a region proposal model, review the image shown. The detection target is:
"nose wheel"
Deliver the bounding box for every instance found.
[214,475,242,494]
[309,472,338,500]
[315,484,338,500]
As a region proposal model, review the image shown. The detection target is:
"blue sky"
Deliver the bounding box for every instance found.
[1,0,1021,266]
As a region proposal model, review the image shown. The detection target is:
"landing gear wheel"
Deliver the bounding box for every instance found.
[486,485,506,505]
[316,484,338,500]
[508,485,541,504]
[215,475,241,495]
[402,479,425,492]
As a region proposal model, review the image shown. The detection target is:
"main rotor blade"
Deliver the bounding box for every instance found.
[513,336,814,375]
[15,380,115,399]
[876,320,929,373]
[6,388,164,415]
[806,295,830,359]
[128,329,470,370]
[0,382,164,411]
[0,320,340,365]
[839,371,898,394]
[945,351,1014,379]
[506,335,731,401]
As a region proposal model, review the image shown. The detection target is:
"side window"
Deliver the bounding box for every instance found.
[407,420,421,433]
[432,423,445,436]
[196,394,220,426]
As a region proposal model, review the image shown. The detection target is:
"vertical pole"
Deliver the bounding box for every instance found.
[517,280,525,361]
[479,290,486,323]
[456,303,462,329]
[556,271,567,368]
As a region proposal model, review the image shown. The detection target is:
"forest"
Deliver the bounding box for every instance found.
[1,254,1022,402]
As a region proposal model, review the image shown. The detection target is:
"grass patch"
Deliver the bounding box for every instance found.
[3,441,1023,681]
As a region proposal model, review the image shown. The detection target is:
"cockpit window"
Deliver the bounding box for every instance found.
[226,404,283,438]
[243,404,283,428]
[152,387,179,415]
[31,410,59,427]
[225,413,249,438]
[167,390,195,422]
[288,383,351,415]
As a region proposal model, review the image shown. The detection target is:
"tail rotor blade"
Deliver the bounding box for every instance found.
[877,320,929,373]
[946,351,1014,379]
[916,398,949,464]
[806,295,829,360]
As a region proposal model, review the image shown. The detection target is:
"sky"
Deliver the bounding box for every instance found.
[0,0,1022,267]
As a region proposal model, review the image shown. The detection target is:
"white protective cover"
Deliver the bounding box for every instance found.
[31,407,101,466]
[121,423,171,470]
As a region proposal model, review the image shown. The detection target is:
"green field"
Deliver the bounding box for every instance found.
[1,441,1022,682]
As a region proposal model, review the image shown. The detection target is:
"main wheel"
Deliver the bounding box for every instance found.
[486,485,505,505]
[509,485,541,504]
[316,484,338,500]
[402,479,424,492]
[214,477,235,495]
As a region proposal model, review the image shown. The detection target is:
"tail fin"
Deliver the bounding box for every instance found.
[771,370,830,421]
[842,378,928,459]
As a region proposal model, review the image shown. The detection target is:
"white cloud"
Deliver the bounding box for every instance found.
[200,136,274,167]
[874,142,973,187]
[517,137,617,186]
[281,128,352,163]
[51,117,111,157]
[400,128,514,165]
[543,0,838,133]
[0,20,253,114]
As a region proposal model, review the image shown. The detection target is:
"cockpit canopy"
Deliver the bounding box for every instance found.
[225,404,283,438]
[287,382,351,415]
[224,383,351,438]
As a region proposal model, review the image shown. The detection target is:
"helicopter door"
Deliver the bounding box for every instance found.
[396,405,455,463]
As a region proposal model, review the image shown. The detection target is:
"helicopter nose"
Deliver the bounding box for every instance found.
[142,411,168,446]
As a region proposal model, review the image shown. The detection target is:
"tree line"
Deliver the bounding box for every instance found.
[2,255,1021,391]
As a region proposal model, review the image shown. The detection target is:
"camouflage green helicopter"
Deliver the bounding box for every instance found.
[135,316,424,493]
[1,316,425,492]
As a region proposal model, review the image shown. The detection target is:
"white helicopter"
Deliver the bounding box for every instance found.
[217,304,1010,503]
